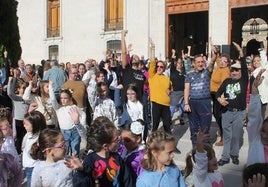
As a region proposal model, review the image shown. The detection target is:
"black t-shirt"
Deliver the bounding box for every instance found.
[121,65,144,102]
[170,60,185,91]
[216,57,248,110]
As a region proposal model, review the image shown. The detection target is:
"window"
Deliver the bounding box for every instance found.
[105,0,123,31]
[107,40,121,52]
[47,0,60,37]
[49,45,59,60]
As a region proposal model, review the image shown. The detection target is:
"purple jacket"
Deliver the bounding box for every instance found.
[118,143,145,180]
[0,152,23,187]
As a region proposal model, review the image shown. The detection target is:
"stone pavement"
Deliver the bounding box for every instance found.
[171,115,248,187]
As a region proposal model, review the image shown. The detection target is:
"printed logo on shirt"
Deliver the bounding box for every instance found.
[226,82,241,100]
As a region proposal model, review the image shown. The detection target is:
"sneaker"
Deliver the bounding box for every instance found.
[217,159,230,166]
[215,140,223,146]
[231,156,239,165]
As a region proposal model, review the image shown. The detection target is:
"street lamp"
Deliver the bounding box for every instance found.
[250,19,259,34]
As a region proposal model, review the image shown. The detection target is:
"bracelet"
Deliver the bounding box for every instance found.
[185,103,189,105]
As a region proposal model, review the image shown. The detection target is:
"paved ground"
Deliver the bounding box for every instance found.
[171,114,248,187]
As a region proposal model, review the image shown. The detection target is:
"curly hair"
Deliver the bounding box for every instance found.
[86,116,117,152]
[142,130,175,171]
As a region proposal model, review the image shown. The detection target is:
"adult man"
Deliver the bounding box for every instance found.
[18,59,26,77]
[43,60,67,99]
[184,54,215,147]
[21,64,40,93]
[216,58,248,166]
[82,59,98,86]
[62,67,86,109]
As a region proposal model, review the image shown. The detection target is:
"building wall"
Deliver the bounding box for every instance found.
[209,0,229,46]
[17,0,166,64]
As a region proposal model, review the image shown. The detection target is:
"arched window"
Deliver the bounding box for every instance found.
[47,0,60,37]
[105,0,123,31]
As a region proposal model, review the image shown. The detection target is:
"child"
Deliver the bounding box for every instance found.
[120,84,143,126]
[64,116,133,187]
[0,129,23,187]
[242,163,268,187]
[30,128,72,187]
[0,118,19,162]
[22,110,47,187]
[118,120,145,183]
[23,80,58,128]
[93,82,118,126]
[49,81,86,156]
[7,76,29,154]
[184,129,223,187]
[136,130,186,187]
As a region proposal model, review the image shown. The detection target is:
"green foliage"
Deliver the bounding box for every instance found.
[0,0,22,67]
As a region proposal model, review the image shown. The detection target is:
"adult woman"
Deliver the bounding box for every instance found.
[77,63,86,80]
[247,69,268,166]
[170,49,186,125]
[210,51,230,146]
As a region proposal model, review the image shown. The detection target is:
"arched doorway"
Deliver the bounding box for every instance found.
[242,18,268,56]
[246,39,261,56]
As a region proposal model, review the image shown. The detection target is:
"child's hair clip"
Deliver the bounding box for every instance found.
[130,121,144,135]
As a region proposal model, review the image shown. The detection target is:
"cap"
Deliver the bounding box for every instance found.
[231,62,241,69]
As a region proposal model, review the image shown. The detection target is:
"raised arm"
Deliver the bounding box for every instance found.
[207,45,218,72]
[22,81,34,102]
[233,41,244,58]
[149,37,155,59]
[121,30,128,69]
[7,77,23,101]
[247,69,266,142]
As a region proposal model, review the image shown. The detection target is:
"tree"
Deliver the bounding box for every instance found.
[0,0,22,67]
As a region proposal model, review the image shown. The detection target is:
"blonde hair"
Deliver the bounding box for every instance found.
[142,130,175,171]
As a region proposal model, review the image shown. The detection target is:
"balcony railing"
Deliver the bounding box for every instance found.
[105,18,123,31]
[47,27,60,38]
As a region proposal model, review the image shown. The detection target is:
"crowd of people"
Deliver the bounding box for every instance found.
[0,30,268,187]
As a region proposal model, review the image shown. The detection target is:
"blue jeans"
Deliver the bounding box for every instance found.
[61,127,81,156]
[25,167,34,187]
[170,103,184,118]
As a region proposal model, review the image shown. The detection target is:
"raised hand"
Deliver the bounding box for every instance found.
[252,69,266,95]
[64,154,83,170]
[68,107,80,124]
[248,174,266,187]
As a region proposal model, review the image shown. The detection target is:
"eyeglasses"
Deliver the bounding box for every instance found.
[230,68,241,72]
[0,137,6,143]
[42,141,66,152]
[156,65,164,69]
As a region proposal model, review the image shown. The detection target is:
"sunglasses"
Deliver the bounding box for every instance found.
[42,141,66,152]
[156,65,164,69]
[230,68,241,72]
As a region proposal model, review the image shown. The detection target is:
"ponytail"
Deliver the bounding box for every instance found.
[184,152,194,178]
[30,142,45,160]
